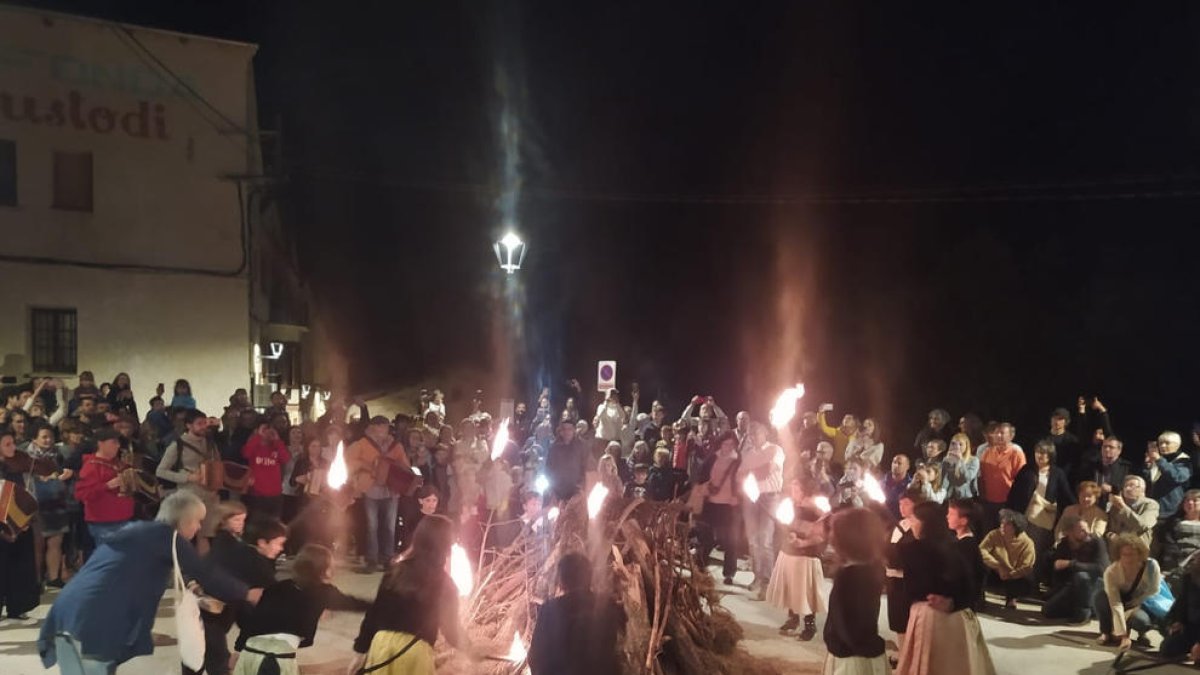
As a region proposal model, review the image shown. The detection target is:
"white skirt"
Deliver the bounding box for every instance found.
[896,601,995,675]
[823,654,890,675]
[766,551,826,615]
[233,635,300,675]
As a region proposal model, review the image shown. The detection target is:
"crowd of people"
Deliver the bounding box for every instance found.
[5,371,1200,672]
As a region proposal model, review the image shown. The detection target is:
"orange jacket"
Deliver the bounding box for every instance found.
[346,436,410,494]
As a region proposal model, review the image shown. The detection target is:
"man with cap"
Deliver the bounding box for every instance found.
[345,416,410,571]
[74,427,135,552]
[1048,406,1084,478]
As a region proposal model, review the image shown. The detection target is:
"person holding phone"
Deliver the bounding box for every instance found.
[816,403,856,473]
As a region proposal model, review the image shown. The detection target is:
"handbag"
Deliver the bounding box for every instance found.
[685,481,710,513]
[172,530,206,670]
[1144,577,1175,620]
[1025,492,1057,531]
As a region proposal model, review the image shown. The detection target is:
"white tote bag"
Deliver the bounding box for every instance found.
[172,530,206,670]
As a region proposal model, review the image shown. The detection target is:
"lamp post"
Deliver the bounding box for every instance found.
[493,232,527,274]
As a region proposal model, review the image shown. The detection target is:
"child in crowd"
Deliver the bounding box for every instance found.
[625,464,650,500]
[234,544,371,675]
[597,442,625,496]
[646,445,685,501]
[823,507,888,675]
[885,490,924,659]
[192,507,286,675]
[767,478,828,641]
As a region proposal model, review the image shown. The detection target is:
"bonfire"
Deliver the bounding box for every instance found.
[436,492,781,675]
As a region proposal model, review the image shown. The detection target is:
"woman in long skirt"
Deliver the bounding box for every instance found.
[895,501,996,675]
[767,478,827,641]
[0,431,41,620]
[823,507,889,675]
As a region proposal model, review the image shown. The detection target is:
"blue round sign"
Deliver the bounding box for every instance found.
[600,365,614,381]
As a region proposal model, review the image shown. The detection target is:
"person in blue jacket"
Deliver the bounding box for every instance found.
[1143,431,1192,522]
[38,491,262,673]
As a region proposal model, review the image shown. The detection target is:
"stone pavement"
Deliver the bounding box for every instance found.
[1,559,1194,674]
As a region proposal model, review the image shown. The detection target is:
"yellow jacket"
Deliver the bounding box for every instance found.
[817,411,852,466]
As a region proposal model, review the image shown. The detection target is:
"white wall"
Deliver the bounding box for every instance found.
[0,7,258,270]
[0,260,250,416]
[0,9,259,415]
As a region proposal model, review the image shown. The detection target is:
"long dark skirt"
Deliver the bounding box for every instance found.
[886,576,912,634]
[0,528,41,618]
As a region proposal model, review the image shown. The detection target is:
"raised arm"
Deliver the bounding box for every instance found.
[816,411,837,439]
[22,380,45,412]
[47,385,68,426]
[677,401,697,424]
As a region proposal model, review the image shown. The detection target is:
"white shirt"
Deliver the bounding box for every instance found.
[594,402,625,442]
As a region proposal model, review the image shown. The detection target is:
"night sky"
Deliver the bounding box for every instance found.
[20,1,1200,452]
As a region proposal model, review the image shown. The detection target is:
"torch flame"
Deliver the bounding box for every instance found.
[504,631,527,661]
[742,473,760,504]
[861,473,885,503]
[773,446,785,469]
[490,418,510,461]
[587,483,609,520]
[411,466,422,477]
[533,474,549,495]
[327,441,348,490]
[813,495,832,513]
[449,543,473,598]
[774,497,796,525]
[547,506,560,522]
[769,384,806,429]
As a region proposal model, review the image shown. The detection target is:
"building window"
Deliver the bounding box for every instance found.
[53,151,92,212]
[30,308,77,373]
[0,139,14,206]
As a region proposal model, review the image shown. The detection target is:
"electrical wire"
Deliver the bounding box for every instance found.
[110,24,249,137]
[290,164,1200,205]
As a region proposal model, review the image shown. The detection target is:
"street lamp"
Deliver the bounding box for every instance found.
[494,232,527,274]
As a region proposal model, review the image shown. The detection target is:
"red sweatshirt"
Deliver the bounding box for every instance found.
[75,453,135,524]
[243,434,291,497]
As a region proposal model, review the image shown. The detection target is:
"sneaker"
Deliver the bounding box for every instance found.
[46,579,65,589]
[1132,635,1152,650]
[723,576,735,585]
[797,624,817,641]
